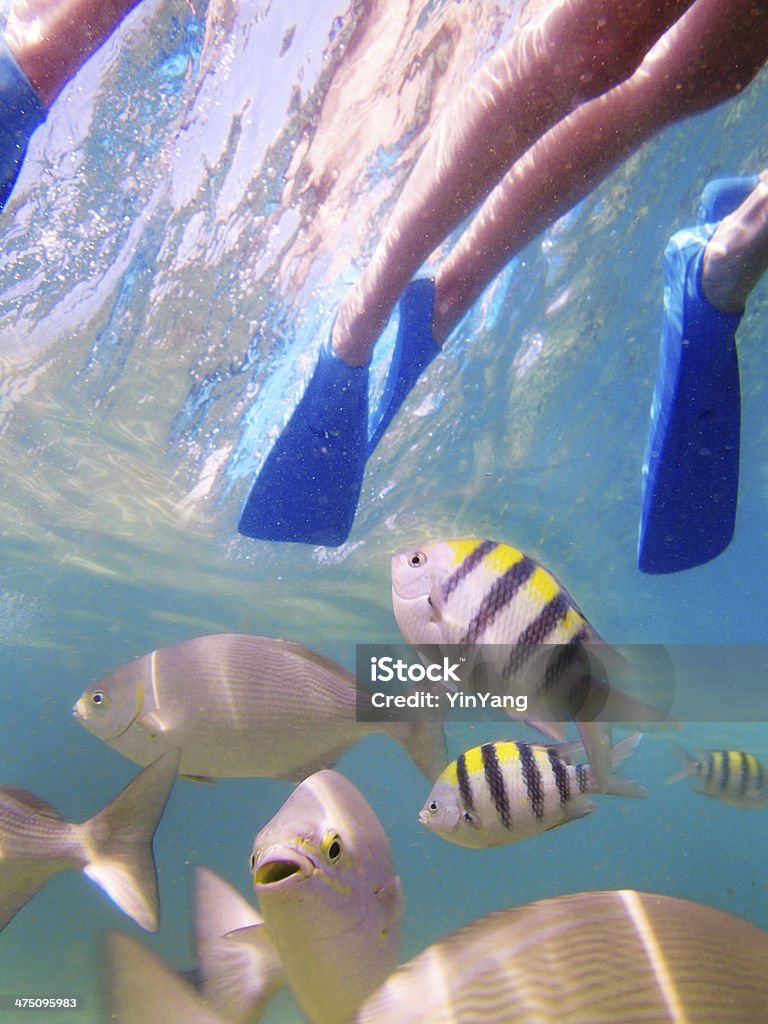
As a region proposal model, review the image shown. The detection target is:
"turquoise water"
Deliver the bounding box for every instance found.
[1,0,767,1019]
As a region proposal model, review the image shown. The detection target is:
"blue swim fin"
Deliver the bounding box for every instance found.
[237,341,369,546]
[0,28,47,210]
[637,178,755,574]
[238,280,440,546]
[368,278,440,454]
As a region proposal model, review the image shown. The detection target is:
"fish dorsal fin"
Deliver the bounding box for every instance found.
[276,640,356,686]
[0,787,62,820]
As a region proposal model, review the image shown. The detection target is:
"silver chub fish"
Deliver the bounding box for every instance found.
[419,734,645,849]
[73,633,447,782]
[666,745,768,809]
[354,890,768,1023]
[251,769,404,1024]
[0,748,179,932]
[391,537,668,789]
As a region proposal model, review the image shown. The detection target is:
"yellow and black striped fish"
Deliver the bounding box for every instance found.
[391,538,602,649]
[666,746,768,809]
[419,734,646,849]
[391,538,670,791]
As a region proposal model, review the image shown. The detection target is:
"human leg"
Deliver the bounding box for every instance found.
[331,0,696,366]
[5,0,144,109]
[433,0,768,342]
[0,21,45,210]
[701,171,768,313]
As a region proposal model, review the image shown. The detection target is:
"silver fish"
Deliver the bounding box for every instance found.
[0,748,179,932]
[251,769,404,1024]
[355,890,768,1022]
[391,538,668,789]
[666,745,768,809]
[419,734,645,849]
[73,633,447,782]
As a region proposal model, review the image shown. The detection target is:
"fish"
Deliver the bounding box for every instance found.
[0,748,179,932]
[73,633,447,783]
[354,890,768,1022]
[251,769,404,1024]
[666,745,768,808]
[419,733,646,849]
[391,537,669,788]
[106,866,284,1024]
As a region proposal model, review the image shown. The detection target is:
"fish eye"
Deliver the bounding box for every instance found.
[323,834,343,863]
[90,691,106,706]
[407,550,427,568]
[429,800,438,813]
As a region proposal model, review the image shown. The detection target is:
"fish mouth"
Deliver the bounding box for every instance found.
[417,809,430,826]
[252,848,314,889]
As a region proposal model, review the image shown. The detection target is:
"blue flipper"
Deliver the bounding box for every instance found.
[0,25,46,211]
[237,341,369,545]
[697,176,758,225]
[637,178,755,574]
[368,278,440,454]
[238,279,440,546]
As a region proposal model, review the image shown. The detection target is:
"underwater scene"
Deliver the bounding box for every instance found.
[1,0,768,1020]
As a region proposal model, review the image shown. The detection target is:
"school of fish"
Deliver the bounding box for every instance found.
[6,534,768,1022]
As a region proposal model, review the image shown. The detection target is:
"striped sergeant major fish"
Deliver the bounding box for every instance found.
[391,538,605,649]
[666,746,768,809]
[419,734,646,849]
[391,538,670,790]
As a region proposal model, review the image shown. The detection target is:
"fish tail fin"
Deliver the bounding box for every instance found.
[82,749,180,932]
[665,744,699,785]
[106,930,224,1024]
[386,720,449,782]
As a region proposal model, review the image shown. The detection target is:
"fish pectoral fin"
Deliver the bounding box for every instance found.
[374,875,405,932]
[428,583,444,622]
[181,774,217,785]
[136,711,170,737]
